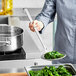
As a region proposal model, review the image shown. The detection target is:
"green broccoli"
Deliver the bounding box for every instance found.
[44,51,64,59]
[29,65,72,76]
[57,65,72,76]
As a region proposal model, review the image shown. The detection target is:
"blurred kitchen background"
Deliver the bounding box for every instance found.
[0,0,57,68]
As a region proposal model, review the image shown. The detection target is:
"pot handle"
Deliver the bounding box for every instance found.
[0,38,11,46]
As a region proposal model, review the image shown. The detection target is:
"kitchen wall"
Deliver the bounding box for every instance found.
[13,0,45,8]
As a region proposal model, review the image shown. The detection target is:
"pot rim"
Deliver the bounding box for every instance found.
[0,25,24,38]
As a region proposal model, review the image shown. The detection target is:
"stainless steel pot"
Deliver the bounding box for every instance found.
[0,25,23,52]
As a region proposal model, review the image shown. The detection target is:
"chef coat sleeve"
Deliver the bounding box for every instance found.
[35,0,56,33]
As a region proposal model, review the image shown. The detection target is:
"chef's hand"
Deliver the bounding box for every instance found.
[29,20,44,32]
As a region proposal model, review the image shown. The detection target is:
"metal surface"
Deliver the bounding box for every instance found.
[25,64,76,76]
[41,53,66,61]
[0,25,23,52]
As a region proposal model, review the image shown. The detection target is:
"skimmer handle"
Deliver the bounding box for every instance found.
[24,9,47,52]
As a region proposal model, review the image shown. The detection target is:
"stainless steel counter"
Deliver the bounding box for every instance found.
[0,63,75,74]
[0,68,25,73]
[0,59,52,73]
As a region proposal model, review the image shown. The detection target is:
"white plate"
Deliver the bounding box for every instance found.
[41,53,66,61]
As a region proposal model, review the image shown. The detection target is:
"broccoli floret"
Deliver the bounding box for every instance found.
[44,52,52,59]
[57,65,72,76]
[49,66,56,72]
[29,70,34,76]
[52,71,60,76]
[29,65,72,76]
[44,51,64,59]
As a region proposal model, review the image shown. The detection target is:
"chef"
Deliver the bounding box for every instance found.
[29,0,76,64]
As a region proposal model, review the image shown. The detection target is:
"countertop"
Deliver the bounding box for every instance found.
[0,61,75,74]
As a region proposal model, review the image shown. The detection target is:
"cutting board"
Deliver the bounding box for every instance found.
[0,72,27,76]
